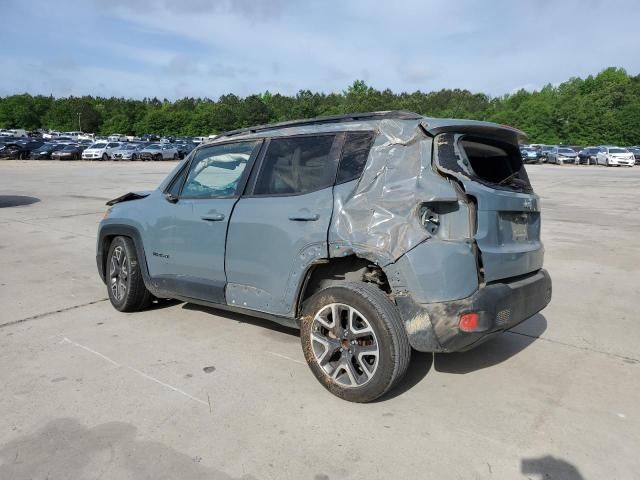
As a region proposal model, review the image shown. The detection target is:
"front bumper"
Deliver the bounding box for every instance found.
[397,269,552,352]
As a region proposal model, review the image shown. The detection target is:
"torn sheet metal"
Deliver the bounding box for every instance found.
[329,119,459,266]
[105,191,151,206]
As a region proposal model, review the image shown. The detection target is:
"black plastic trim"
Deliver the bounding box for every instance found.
[401,269,552,352]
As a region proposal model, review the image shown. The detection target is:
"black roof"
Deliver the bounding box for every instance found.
[218,111,422,138]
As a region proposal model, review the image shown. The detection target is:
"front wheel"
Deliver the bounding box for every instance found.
[102,153,108,161]
[106,236,153,312]
[300,282,411,403]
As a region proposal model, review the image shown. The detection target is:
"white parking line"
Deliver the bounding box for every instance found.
[61,337,208,407]
[266,351,306,365]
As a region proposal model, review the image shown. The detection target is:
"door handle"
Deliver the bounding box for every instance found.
[288,212,320,222]
[201,213,225,222]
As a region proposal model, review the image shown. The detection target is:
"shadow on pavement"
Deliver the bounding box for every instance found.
[0,195,40,208]
[434,314,547,374]
[182,302,299,339]
[521,455,585,479]
[377,350,434,401]
[0,418,257,480]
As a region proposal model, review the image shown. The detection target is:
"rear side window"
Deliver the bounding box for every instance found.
[253,135,336,196]
[336,131,375,184]
[436,133,532,193]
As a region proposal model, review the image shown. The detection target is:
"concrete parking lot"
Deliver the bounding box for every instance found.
[1,161,638,480]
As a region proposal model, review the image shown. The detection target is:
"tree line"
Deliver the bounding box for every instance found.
[1,67,639,145]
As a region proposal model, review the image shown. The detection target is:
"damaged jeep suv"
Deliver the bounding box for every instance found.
[97,111,552,402]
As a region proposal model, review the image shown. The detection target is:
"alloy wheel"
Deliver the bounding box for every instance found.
[310,303,380,388]
[109,246,129,302]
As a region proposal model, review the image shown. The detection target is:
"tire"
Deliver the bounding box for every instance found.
[132,154,138,161]
[106,236,153,312]
[300,282,411,403]
[154,154,162,161]
[173,153,179,160]
[102,153,108,161]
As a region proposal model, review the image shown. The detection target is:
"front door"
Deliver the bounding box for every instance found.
[225,134,341,316]
[162,140,262,303]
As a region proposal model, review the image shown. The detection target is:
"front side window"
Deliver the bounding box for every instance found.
[253,135,337,196]
[181,141,260,198]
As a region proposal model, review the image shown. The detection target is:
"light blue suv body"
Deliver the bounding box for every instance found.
[97,111,551,356]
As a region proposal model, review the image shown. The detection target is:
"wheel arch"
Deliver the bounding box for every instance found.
[294,255,392,318]
[97,224,151,288]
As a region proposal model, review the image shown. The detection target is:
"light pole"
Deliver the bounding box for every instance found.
[77,113,81,132]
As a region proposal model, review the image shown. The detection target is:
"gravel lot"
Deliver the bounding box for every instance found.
[1,161,638,480]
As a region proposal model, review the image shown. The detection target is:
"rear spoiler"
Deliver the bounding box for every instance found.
[420,118,528,144]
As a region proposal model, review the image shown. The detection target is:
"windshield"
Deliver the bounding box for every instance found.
[147,144,161,150]
[91,143,107,149]
[121,145,136,150]
[559,148,575,154]
[609,148,627,153]
[63,145,76,151]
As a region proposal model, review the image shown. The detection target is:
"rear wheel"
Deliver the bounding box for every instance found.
[300,282,411,403]
[106,236,153,312]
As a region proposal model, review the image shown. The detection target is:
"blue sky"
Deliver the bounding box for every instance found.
[1,0,639,99]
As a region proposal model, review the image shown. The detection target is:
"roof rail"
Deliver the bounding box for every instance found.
[217,110,422,138]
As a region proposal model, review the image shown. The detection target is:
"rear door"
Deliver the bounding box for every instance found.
[225,134,341,316]
[159,140,262,303]
[431,129,544,282]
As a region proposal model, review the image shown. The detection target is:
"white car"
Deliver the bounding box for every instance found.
[596,146,635,167]
[138,143,180,161]
[81,142,122,160]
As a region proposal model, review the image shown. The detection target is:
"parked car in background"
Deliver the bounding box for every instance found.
[577,147,599,165]
[0,140,44,159]
[174,142,196,159]
[520,146,540,164]
[51,144,84,161]
[111,143,147,161]
[30,142,67,160]
[108,134,127,142]
[139,143,179,161]
[596,146,635,167]
[628,147,640,165]
[547,146,578,165]
[82,142,121,160]
[538,145,555,162]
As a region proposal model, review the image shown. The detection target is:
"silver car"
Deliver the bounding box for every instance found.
[138,143,180,161]
[547,146,578,165]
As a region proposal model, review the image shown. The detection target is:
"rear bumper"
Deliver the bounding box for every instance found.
[397,269,552,352]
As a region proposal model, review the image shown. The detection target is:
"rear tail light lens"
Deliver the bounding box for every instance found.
[459,312,479,332]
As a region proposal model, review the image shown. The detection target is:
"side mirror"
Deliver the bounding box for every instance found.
[165,193,179,204]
